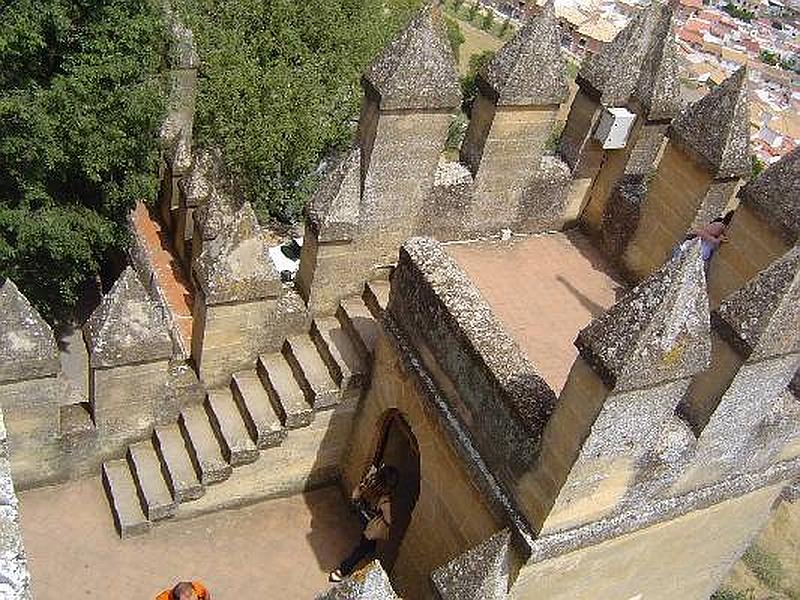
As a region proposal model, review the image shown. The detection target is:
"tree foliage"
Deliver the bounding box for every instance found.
[0,0,166,323]
[445,17,466,61]
[174,0,423,224]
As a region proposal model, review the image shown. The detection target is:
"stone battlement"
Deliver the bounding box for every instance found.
[0,3,797,599]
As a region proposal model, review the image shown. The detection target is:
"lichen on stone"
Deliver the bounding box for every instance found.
[315,561,399,599]
[668,67,750,178]
[83,267,173,369]
[363,4,461,111]
[737,146,800,245]
[432,529,512,600]
[714,245,800,362]
[306,148,361,242]
[480,2,568,106]
[193,202,281,305]
[580,2,681,120]
[0,279,59,383]
[576,239,711,391]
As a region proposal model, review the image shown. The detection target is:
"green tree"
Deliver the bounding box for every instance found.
[175,0,423,224]
[0,0,166,323]
[760,49,779,65]
[482,10,495,32]
[445,17,466,61]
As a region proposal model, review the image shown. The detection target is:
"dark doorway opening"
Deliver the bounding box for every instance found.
[374,411,421,572]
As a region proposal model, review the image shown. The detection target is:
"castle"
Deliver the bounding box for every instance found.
[0,2,798,598]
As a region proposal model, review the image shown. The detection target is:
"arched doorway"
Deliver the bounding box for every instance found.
[373,410,420,572]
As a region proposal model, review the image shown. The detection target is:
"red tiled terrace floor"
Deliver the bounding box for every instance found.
[446,230,626,393]
[131,201,194,348]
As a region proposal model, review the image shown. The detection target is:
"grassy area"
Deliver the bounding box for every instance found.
[717,499,800,600]
[443,0,516,43]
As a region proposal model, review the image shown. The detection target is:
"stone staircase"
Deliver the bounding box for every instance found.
[102,281,390,537]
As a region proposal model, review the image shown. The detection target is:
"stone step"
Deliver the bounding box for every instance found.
[154,425,205,503]
[337,297,379,360]
[231,371,287,449]
[363,280,390,318]
[257,353,314,429]
[179,405,232,485]
[128,441,178,521]
[283,335,340,410]
[102,459,150,538]
[206,389,260,467]
[310,317,367,391]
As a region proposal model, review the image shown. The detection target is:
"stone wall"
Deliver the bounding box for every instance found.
[0,411,32,600]
[511,482,784,600]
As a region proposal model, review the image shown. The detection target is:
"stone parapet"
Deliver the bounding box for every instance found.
[389,237,556,488]
[0,411,33,600]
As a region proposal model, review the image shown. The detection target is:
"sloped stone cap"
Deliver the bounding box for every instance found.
[432,529,512,600]
[714,245,800,362]
[576,240,711,391]
[580,2,681,120]
[193,202,281,305]
[306,148,361,242]
[83,268,172,369]
[0,280,59,383]
[181,149,243,237]
[738,146,800,244]
[363,4,461,111]
[668,67,750,179]
[480,2,568,106]
[315,561,399,599]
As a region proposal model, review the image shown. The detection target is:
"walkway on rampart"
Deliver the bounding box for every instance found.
[18,479,359,599]
[447,230,625,393]
[131,202,194,349]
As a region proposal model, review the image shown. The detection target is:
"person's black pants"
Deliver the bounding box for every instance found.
[339,534,377,575]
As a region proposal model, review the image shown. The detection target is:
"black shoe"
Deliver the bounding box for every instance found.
[329,569,344,583]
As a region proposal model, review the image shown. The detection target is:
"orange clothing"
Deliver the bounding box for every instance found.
[155,581,210,600]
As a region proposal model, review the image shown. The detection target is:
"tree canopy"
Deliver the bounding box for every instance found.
[0,0,166,323]
[175,0,423,224]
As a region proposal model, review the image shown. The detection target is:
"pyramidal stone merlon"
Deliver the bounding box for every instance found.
[737,146,800,244]
[480,1,568,106]
[306,147,361,242]
[0,279,59,382]
[83,267,172,369]
[580,1,681,119]
[362,4,461,110]
[432,529,513,600]
[669,66,750,178]
[714,246,800,362]
[193,202,281,304]
[576,239,711,391]
[183,148,243,240]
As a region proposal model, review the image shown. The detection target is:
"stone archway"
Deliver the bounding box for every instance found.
[373,410,420,572]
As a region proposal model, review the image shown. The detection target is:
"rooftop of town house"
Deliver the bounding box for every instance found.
[445,230,626,394]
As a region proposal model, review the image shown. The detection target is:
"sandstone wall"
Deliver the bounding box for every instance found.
[341,332,502,600]
[511,482,784,600]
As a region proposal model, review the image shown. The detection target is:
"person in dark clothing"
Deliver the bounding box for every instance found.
[329,464,399,583]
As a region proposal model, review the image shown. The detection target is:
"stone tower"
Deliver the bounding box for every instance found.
[562,1,681,233]
[460,1,568,232]
[613,67,750,279]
